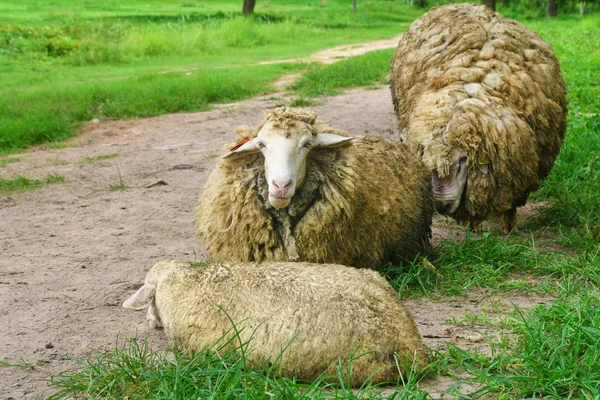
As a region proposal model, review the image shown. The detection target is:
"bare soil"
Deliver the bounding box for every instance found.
[0,40,554,399]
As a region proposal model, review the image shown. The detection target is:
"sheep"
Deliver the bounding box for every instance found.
[122,260,429,385]
[390,4,567,233]
[196,106,433,269]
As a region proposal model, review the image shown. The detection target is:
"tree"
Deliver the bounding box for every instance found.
[547,0,557,16]
[242,0,256,15]
[483,0,496,10]
[353,0,357,12]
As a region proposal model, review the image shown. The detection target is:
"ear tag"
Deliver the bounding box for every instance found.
[229,137,250,151]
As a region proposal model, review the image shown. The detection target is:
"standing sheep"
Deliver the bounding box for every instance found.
[123,260,429,385]
[196,106,433,269]
[390,4,567,232]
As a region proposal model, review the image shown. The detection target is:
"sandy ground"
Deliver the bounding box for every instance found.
[0,39,553,399]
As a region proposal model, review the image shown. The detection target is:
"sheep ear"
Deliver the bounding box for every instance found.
[123,284,156,310]
[314,134,353,148]
[222,138,260,159]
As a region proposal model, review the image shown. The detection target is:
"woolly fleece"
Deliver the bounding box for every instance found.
[129,260,428,385]
[390,4,567,224]
[196,107,433,269]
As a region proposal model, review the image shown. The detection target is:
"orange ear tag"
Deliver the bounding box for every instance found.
[229,136,250,151]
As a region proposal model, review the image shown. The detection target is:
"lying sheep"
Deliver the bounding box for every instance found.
[390,4,567,232]
[123,260,428,385]
[196,106,433,268]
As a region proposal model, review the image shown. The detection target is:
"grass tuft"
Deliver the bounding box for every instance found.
[77,153,119,164]
[0,157,20,167]
[0,173,65,194]
[383,231,548,298]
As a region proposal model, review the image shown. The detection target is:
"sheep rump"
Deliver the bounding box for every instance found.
[196,107,433,269]
[390,4,567,228]
[123,260,429,385]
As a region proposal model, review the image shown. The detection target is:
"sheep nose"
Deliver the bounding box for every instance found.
[435,201,454,215]
[272,179,293,191]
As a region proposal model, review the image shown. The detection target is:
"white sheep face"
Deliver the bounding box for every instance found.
[223,120,352,209]
[431,151,468,214]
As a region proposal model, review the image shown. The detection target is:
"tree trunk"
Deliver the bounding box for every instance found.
[242,0,256,16]
[483,0,496,11]
[353,0,357,12]
[580,0,584,16]
[547,0,557,16]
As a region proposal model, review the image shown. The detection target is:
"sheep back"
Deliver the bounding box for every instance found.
[145,260,428,384]
[196,135,433,269]
[390,4,567,222]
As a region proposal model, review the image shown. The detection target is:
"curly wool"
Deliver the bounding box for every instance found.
[133,260,429,385]
[390,4,567,222]
[197,108,433,269]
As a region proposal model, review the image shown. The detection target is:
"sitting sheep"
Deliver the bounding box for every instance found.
[196,106,433,269]
[123,260,428,385]
[390,4,567,233]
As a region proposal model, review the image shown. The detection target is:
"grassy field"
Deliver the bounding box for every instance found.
[0,0,422,154]
[2,1,599,398]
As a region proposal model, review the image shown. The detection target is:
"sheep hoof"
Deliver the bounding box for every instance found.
[467,219,483,233]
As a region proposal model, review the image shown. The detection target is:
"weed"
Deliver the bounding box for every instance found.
[77,153,119,164]
[1,358,50,371]
[0,157,20,167]
[108,163,127,191]
[46,159,69,166]
[0,173,65,194]
[290,96,318,107]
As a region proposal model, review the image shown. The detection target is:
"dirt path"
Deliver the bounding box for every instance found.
[1,40,551,399]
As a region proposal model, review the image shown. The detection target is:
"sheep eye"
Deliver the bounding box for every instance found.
[303,141,313,148]
[257,142,266,149]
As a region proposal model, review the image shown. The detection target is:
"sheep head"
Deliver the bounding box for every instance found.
[122,261,177,328]
[422,142,468,215]
[223,107,352,209]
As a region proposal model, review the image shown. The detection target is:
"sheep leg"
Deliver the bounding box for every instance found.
[147,303,163,329]
[467,219,482,233]
[502,207,518,234]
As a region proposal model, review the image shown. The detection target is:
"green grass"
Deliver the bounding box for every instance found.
[48,333,431,399]
[291,49,394,96]
[0,173,65,194]
[522,17,600,252]
[0,0,422,153]
[383,231,551,299]
[439,287,600,398]
[0,157,20,167]
[0,62,302,153]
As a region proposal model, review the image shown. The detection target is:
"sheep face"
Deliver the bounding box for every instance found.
[430,150,468,215]
[223,120,352,209]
